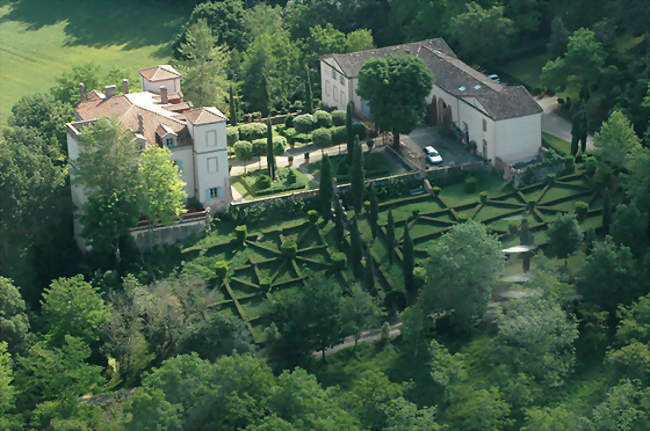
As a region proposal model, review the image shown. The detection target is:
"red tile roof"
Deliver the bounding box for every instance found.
[183,107,227,125]
[138,65,181,81]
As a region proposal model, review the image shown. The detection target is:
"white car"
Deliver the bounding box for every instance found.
[424,146,443,165]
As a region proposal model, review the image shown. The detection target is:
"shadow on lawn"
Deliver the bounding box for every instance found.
[0,0,189,50]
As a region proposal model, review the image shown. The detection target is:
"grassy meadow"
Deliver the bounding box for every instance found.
[0,0,190,122]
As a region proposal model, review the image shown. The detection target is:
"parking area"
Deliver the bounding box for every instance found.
[402,126,479,168]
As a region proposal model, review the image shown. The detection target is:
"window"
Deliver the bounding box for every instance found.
[339,75,344,85]
[325,81,330,96]
[209,187,222,199]
[207,157,218,173]
[166,137,174,148]
[333,89,338,101]
[482,118,487,132]
[206,130,217,147]
[340,90,345,102]
[331,68,337,80]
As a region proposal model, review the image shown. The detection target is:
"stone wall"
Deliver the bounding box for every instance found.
[129,212,210,251]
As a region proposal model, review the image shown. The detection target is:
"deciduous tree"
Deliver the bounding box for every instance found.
[611,203,648,258]
[0,277,30,354]
[233,140,253,173]
[341,283,382,348]
[138,147,187,225]
[547,214,582,266]
[357,55,433,148]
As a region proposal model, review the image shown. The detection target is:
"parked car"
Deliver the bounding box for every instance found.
[424,146,443,165]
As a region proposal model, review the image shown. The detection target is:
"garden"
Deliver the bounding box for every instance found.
[232,167,312,199]
[177,158,604,345]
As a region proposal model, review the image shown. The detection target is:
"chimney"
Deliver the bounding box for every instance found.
[137,113,144,135]
[104,85,117,98]
[122,79,129,94]
[160,85,168,104]
[79,82,86,101]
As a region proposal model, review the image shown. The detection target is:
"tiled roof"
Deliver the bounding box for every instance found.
[138,65,181,81]
[76,96,132,121]
[322,38,457,78]
[323,38,542,120]
[183,107,227,125]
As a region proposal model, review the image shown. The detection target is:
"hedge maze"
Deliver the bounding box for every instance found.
[181,168,603,344]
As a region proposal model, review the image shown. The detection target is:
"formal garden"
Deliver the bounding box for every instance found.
[177,155,605,345]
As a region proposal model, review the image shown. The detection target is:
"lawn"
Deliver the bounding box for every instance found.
[234,167,312,200]
[497,50,552,91]
[0,0,190,122]
[543,132,572,155]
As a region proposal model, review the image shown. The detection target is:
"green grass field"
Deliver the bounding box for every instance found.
[0,0,190,122]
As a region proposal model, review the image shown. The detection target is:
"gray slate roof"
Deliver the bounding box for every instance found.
[322,38,542,121]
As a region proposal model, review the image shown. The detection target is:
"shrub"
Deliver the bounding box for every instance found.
[331,126,347,145]
[259,277,271,289]
[575,153,583,163]
[293,133,312,143]
[307,209,319,224]
[331,252,347,270]
[432,186,441,197]
[457,213,468,223]
[366,138,374,151]
[252,139,266,157]
[238,122,267,140]
[283,127,297,139]
[585,156,596,176]
[480,191,488,203]
[527,199,536,212]
[214,260,229,284]
[363,200,371,213]
[235,225,247,243]
[286,169,296,183]
[508,221,518,235]
[352,122,367,139]
[331,110,346,126]
[304,152,310,161]
[546,173,556,184]
[284,114,294,127]
[254,175,271,190]
[226,126,239,146]
[288,155,294,164]
[465,176,477,193]
[280,240,298,258]
[313,110,333,128]
[413,266,426,287]
[273,136,287,155]
[312,127,332,149]
[564,155,575,173]
[575,201,589,219]
[294,114,315,133]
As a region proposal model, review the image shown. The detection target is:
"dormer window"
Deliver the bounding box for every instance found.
[166,137,175,148]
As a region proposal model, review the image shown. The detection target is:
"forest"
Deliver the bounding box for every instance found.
[0,0,649,429]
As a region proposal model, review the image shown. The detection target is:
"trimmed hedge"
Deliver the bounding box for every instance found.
[331,110,346,126]
[252,137,287,155]
[307,209,319,224]
[235,225,247,243]
[331,126,346,145]
[312,127,332,149]
[353,122,367,139]
[575,201,588,219]
[314,110,333,128]
[238,122,267,141]
[280,240,298,258]
[294,114,315,133]
[254,175,271,190]
[226,127,239,146]
[480,191,488,203]
[215,260,229,283]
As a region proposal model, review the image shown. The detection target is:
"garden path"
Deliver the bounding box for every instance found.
[312,322,403,357]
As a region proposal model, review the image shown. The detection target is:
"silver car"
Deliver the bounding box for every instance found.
[424,146,443,165]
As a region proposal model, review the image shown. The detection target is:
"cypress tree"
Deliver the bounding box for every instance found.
[305,66,313,114]
[402,223,415,292]
[368,183,379,238]
[387,209,395,264]
[319,154,334,220]
[363,247,376,293]
[229,85,238,125]
[334,196,345,244]
[346,101,354,156]
[259,74,271,118]
[520,217,534,246]
[350,137,365,212]
[602,187,611,234]
[266,119,275,180]
[350,216,363,277]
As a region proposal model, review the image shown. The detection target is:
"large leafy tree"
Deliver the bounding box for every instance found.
[75,118,140,255]
[623,149,650,227]
[541,28,605,95]
[357,55,433,148]
[340,283,383,348]
[176,19,231,110]
[611,203,648,258]
[495,296,579,388]
[449,2,516,65]
[547,214,582,266]
[419,221,504,331]
[41,275,110,346]
[593,110,642,170]
[138,147,187,225]
[0,277,30,354]
[0,342,18,429]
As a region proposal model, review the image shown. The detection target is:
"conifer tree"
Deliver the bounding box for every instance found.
[368,183,379,238]
[350,216,363,277]
[387,209,396,264]
[363,248,376,293]
[266,119,275,180]
[305,66,313,114]
[319,154,334,220]
[602,187,611,234]
[334,196,345,245]
[346,101,354,156]
[350,137,365,212]
[402,222,415,292]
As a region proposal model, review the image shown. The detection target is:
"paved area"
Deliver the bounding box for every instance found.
[538,96,594,150]
[404,127,479,168]
[312,322,402,357]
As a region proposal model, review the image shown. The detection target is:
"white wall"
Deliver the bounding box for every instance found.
[141,77,180,94]
[170,147,195,198]
[191,121,231,208]
[494,113,542,164]
[320,59,348,111]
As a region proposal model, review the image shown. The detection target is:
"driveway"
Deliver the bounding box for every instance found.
[404,126,479,168]
[539,96,594,150]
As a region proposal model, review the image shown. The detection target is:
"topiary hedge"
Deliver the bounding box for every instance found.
[238,122,267,141]
[313,110,333,128]
[294,114,315,133]
[226,127,239,146]
[280,240,298,258]
[331,126,346,145]
[312,127,332,149]
[480,191,488,203]
[235,225,248,244]
[215,260,229,284]
[307,209,319,224]
[331,110,346,126]
[254,175,271,190]
[352,122,367,139]
[331,252,347,270]
[575,201,588,219]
